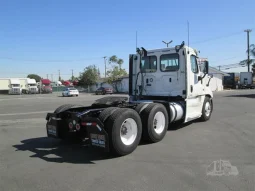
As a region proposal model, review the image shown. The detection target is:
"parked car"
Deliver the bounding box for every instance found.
[62,87,79,97]
[95,87,113,95]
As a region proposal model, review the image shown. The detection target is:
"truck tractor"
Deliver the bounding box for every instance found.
[45,42,214,156]
[22,78,39,94]
[39,79,53,93]
[8,79,22,95]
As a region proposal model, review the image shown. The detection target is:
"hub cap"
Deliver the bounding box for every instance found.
[153,111,166,134]
[205,101,211,117]
[120,118,138,146]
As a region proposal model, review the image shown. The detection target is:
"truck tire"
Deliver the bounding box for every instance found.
[135,103,151,114]
[140,103,169,143]
[54,104,83,114]
[98,107,118,123]
[200,96,212,121]
[105,108,142,156]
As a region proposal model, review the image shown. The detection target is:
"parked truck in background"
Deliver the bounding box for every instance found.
[39,79,52,93]
[8,79,22,95]
[22,78,38,94]
[45,42,214,156]
[223,73,240,89]
[239,72,254,89]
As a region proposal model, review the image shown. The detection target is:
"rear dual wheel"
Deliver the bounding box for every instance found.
[136,103,169,143]
[99,103,169,156]
[100,108,142,156]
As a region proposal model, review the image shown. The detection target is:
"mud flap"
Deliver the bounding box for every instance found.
[81,117,109,152]
[46,113,62,138]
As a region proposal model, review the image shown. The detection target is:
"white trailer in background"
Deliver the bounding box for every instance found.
[239,72,254,89]
[0,79,10,92]
[22,78,38,94]
[8,79,22,95]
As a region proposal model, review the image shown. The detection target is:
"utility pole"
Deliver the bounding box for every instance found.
[58,70,60,81]
[162,40,173,47]
[71,69,74,80]
[218,66,221,71]
[103,56,107,78]
[244,29,252,72]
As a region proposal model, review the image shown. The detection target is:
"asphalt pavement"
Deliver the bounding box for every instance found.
[0,90,254,191]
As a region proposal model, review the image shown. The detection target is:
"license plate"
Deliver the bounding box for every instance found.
[47,125,57,136]
[90,133,106,148]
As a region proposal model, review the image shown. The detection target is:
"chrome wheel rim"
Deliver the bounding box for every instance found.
[153,111,166,134]
[205,101,211,117]
[120,118,138,146]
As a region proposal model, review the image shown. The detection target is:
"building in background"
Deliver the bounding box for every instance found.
[208,67,229,91]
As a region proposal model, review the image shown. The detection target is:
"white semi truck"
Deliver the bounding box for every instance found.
[22,78,38,94]
[8,79,22,95]
[45,42,214,156]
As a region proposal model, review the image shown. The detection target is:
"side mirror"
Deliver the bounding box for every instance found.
[204,61,209,74]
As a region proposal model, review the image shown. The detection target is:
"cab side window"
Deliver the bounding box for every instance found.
[190,55,198,73]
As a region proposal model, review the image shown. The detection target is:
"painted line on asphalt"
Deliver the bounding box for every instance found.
[0,111,51,116]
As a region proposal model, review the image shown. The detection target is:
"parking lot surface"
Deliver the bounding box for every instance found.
[0,90,254,191]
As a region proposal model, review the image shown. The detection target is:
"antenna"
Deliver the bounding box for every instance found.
[187,21,190,54]
[136,31,138,50]
[162,40,173,47]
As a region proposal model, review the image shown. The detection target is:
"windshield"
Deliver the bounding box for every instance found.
[12,84,20,87]
[141,56,157,73]
[69,88,76,90]
[28,84,36,86]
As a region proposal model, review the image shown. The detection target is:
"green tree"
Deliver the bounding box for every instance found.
[27,74,42,82]
[245,44,255,75]
[106,66,127,84]
[250,44,255,76]
[109,55,124,69]
[78,65,99,86]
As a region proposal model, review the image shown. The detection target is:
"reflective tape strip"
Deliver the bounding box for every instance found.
[81,122,97,126]
[96,124,102,131]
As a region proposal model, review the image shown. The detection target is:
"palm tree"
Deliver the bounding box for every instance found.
[245,44,255,74]
[109,55,124,69]
[117,59,124,69]
[109,55,118,64]
[249,44,255,57]
[249,44,255,76]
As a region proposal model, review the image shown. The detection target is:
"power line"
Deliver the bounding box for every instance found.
[0,56,102,63]
[211,56,242,64]
[191,28,254,45]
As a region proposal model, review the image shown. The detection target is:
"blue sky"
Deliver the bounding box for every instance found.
[0,0,255,80]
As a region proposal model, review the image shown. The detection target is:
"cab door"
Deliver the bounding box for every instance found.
[185,54,205,122]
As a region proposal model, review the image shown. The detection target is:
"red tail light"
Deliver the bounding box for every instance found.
[76,124,81,130]
[69,122,73,129]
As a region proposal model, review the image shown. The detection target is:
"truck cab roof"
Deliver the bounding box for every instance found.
[10,79,20,84]
[27,78,36,84]
[140,45,198,56]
